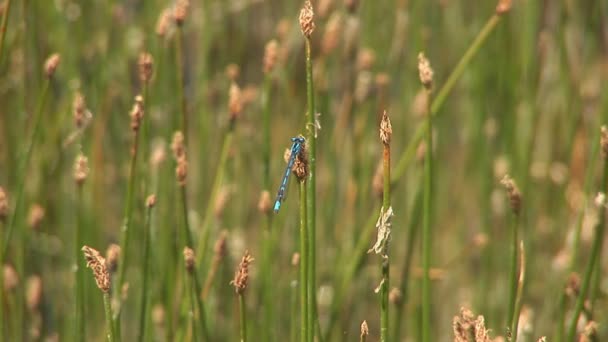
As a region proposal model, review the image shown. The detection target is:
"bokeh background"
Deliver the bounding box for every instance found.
[0,0,607,341]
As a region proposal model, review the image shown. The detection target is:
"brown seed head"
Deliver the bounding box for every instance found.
[231,250,254,294]
[291,252,300,267]
[418,52,434,89]
[176,156,188,186]
[500,174,522,215]
[82,245,111,293]
[156,8,173,37]
[226,63,240,82]
[73,153,89,186]
[44,53,61,78]
[263,40,279,74]
[299,1,316,38]
[360,320,369,337]
[321,13,342,55]
[600,126,608,158]
[27,204,45,231]
[213,230,228,258]
[389,287,402,305]
[173,0,189,25]
[105,244,121,273]
[152,304,165,326]
[171,131,186,160]
[183,247,195,273]
[146,194,157,208]
[375,72,391,90]
[214,186,231,218]
[138,52,154,84]
[3,264,18,291]
[357,48,376,71]
[258,190,272,214]
[129,95,145,132]
[345,0,360,13]
[293,142,309,181]
[565,272,581,298]
[380,110,392,145]
[73,92,87,129]
[581,321,598,342]
[495,0,512,15]
[151,141,167,169]
[0,187,7,221]
[26,275,43,312]
[228,82,243,122]
[453,307,477,342]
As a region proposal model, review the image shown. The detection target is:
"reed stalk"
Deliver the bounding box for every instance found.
[115,95,145,325]
[566,127,608,341]
[175,25,187,143]
[299,180,309,342]
[75,180,86,341]
[138,195,156,342]
[300,2,318,338]
[0,0,11,63]
[511,241,526,342]
[104,293,117,342]
[419,53,434,342]
[231,251,254,342]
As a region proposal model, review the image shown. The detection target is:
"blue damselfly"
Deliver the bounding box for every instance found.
[273,136,306,213]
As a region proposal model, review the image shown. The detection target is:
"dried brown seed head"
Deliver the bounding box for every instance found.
[26,275,43,312]
[73,154,89,186]
[226,64,240,81]
[176,156,188,186]
[258,190,272,214]
[263,40,279,74]
[345,0,360,13]
[73,92,87,129]
[3,264,19,291]
[291,252,300,267]
[82,245,111,293]
[105,244,121,273]
[380,110,392,145]
[156,8,173,37]
[44,53,60,78]
[183,247,195,273]
[0,187,7,221]
[129,95,145,132]
[299,1,316,38]
[213,230,228,258]
[151,141,167,169]
[27,204,45,231]
[496,0,512,15]
[500,174,522,215]
[565,272,580,298]
[146,194,157,208]
[600,126,608,158]
[152,304,165,326]
[214,186,231,218]
[293,143,309,181]
[389,287,402,305]
[228,82,243,122]
[418,52,434,89]
[360,320,369,337]
[173,0,189,25]
[231,250,254,294]
[321,13,342,55]
[171,131,186,160]
[138,52,154,84]
[357,48,376,71]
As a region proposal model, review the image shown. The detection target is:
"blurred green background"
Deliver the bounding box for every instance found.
[0,0,607,341]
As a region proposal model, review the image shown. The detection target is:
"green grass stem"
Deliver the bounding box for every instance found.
[104,292,117,342]
[238,294,247,342]
[75,185,86,341]
[137,198,155,342]
[506,212,520,336]
[421,87,433,342]
[0,0,11,64]
[299,180,309,342]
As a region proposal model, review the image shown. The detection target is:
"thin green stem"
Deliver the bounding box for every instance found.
[180,186,193,248]
[392,15,502,182]
[0,220,4,339]
[0,0,12,64]
[104,293,117,342]
[511,241,525,342]
[566,157,608,341]
[262,75,272,189]
[137,201,154,342]
[304,36,317,342]
[421,88,433,342]
[175,25,187,143]
[196,129,233,265]
[114,128,141,322]
[191,263,210,341]
[380,121,391,342]
[75,185,86,341]
[299,180,309,342]
[238,294,247,342]
[506,215,519,335]
[3,79,49,258]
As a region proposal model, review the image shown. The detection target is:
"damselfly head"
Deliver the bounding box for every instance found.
[292,136,305,144]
